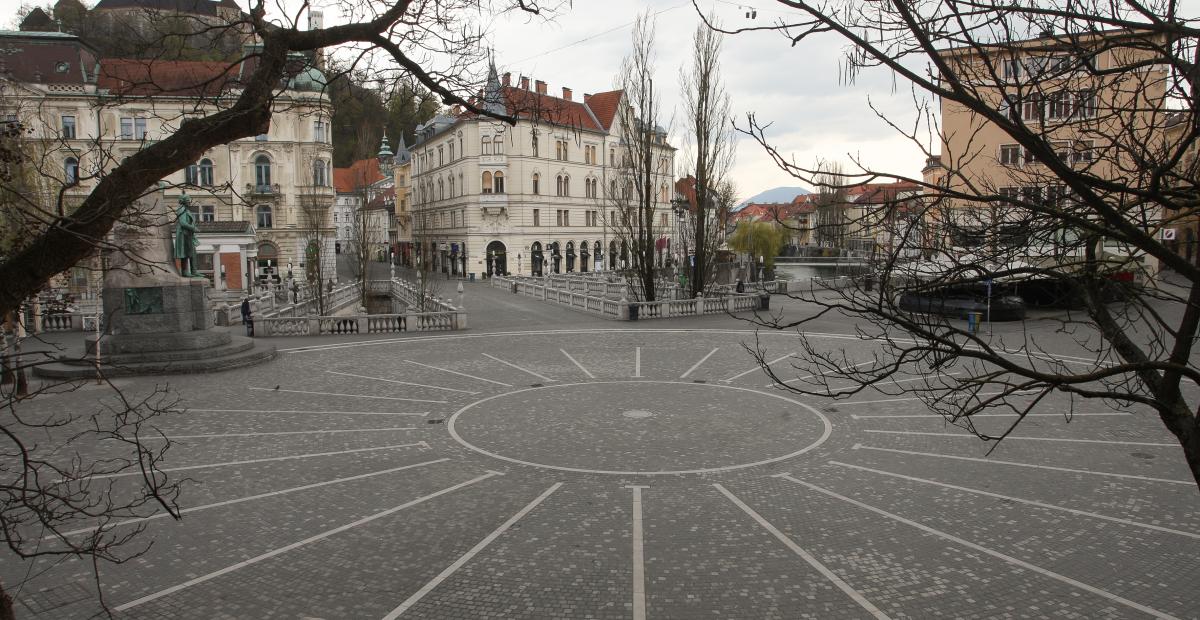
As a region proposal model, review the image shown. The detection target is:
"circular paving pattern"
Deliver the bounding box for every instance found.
[4,326,1198,620]
[448,381,831,474]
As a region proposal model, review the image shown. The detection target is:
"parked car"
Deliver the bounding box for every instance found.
[898,292,1026,321]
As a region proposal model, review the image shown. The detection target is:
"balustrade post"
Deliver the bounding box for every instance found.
[309,317,320,335]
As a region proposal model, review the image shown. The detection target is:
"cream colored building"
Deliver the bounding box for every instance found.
[0,31,335,293]
[410,67,676,277]
[923,29,1170,271]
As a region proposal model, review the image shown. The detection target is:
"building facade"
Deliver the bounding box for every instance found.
[923,29,1170,272]
[0,30,335,293]
[410,67,675,278]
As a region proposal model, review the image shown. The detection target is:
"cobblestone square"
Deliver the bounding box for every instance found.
[3,284,1197,619]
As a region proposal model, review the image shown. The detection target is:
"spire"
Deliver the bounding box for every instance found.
[483,56,506,116]
[378,133,394,159]
[378,133,394,177]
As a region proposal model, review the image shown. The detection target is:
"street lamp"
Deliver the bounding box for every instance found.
[518,252,523,275]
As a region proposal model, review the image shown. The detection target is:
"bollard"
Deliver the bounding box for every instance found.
[967,311,979,333]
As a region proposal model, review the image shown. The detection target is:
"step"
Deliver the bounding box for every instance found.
[33,339,276,379]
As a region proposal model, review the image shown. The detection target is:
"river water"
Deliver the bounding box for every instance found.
[774,263,868,280]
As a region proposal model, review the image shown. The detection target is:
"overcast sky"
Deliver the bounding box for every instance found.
[485,0,933,201]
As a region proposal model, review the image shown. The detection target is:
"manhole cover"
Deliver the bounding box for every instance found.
[622,409,653,419]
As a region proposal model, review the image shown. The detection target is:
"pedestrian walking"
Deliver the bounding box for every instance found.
[241,297,254,337]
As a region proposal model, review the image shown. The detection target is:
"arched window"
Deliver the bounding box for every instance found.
[482,171,493,194]
[562,175,569,197]
[185,162,198,185]
[254,155,271,188]
[438,178,444,200]
[493,136,504,154]
[660,183,669,203]
[449,141,455,161]
[449,175,455,197]
[481,137,492,155]
[493,171,505,194]
[312,160,327,186]
[64,157,78,185]
[610,179,617,198]
[199,158,214,186]
[458,131,463,156]
[532,173,540,195]
[556,175,563,197]
[256,205,273,228]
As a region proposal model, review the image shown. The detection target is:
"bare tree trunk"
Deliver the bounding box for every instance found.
[0,579,14,620]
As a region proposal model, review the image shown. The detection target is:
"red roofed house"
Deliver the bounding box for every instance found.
[732,194,817,248]
[409,63,676,277]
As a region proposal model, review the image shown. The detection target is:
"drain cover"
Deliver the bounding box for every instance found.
[428,419,445,424]
[622,409,653,419]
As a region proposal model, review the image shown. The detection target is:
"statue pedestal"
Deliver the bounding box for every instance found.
[33,194,275,379]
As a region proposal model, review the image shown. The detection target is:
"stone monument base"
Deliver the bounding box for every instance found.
[34,280,275,379]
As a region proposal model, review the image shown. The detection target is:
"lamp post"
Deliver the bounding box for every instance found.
[389,249,395,281]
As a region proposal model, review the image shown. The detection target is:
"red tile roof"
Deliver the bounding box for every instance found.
[733,201,815,222]
[333,158,384,193]
[463,87,624,133]
[583,90,622,130]
[98,58,241,96]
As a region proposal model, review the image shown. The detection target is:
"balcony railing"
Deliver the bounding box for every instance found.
[246,183,281,196]
[479,154,508,166]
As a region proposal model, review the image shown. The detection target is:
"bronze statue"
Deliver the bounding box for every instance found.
[173,194,203,277]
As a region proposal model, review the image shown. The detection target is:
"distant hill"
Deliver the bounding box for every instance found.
[735,186,810,211]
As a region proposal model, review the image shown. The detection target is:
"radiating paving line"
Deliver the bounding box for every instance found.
[88,443,428,480]
[627,485,649,620]
[382,482,563,619]
[634,347,642,378]
[481,353,555,383]
[851,412,1131,419]
[186,409,429,417]
[249,387,446,404]
[774,474,1183,620]
[864,429,1175,447]
[829,461,1200,539]
[404,360,512,387]
[680,348,719,379]
[51,459,450,540]
[114,469,503,613]
[560,348,595,379]
[154,428,417,439]
[853,444,1193,485]
[772,360,876,387]
[833,389,1040,406]
[802,371,963,390]
[327,371,479,394]
[714,483,890,619]
[722,352,794,383]
[881,372,962,386]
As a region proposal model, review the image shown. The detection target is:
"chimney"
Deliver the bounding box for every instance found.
[561,87,572,101]
[535,80,547,95]
[502,72,511,86]
[520,76,529,90]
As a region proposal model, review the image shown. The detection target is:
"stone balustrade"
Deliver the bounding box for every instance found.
[492,275,765,321]
[255,310,465,337]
